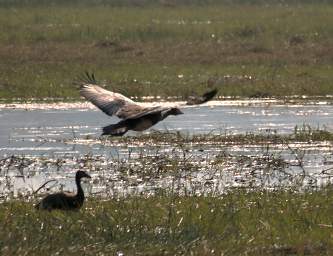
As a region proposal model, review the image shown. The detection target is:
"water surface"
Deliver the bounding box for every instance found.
[1,101,332,156]
[0,101,332,198]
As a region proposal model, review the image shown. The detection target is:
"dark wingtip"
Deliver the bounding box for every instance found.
[73,71,98,87]
[202,88,218,102]
[186,88,219,105]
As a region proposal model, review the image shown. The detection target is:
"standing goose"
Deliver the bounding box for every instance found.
[79,73,218,136]
[35,170,91,211]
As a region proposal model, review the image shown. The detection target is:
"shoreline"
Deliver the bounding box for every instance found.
[1,96,333,110]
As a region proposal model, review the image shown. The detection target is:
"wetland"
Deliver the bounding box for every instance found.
[1,0,333,254]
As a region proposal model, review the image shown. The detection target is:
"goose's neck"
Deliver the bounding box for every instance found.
[161,110,172,120]
[75,177,84,201]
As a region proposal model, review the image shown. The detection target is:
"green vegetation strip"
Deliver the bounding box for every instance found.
[0,1,332,100]
[108,126,333,145]
[1,188,333,255]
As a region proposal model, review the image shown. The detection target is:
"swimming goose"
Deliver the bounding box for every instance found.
[35,170,91,211]
[79,72,218,136]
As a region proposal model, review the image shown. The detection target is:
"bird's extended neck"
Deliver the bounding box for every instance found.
[161,109,173,120]
[75,177,85,202]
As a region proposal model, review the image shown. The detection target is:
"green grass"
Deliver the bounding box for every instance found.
[0,1,333,100]
[2,188,333,255]
[104,126,333,146]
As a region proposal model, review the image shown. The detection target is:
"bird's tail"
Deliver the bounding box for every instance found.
[102,122,129,136]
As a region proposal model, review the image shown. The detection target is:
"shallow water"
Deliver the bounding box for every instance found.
[0,101,332,198]
[0,101,332,156]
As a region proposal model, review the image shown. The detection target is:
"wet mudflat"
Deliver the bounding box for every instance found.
[0,100,332,199]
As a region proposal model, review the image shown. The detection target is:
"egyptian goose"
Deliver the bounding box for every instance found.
[79,73,218,136]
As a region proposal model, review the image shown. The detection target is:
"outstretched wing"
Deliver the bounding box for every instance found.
[185,88,218,105]
[79,73,147,119]
[79,73,218,118]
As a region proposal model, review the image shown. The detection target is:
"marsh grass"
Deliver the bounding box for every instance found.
[1,128,333,254]
[111,126,333,145]
[1,128,332,199]
[0,1,332,100]
[2,188,333,255]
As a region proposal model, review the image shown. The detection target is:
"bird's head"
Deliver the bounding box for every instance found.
[76,170,91,180]
[169,108,183,116]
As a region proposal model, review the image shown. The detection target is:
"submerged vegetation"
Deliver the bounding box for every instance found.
[0,0,333,100]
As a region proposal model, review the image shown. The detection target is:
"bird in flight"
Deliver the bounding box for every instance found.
[79,72,218,136]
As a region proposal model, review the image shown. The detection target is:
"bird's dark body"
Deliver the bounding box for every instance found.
[35,192,83,211]
[103,112,162,136]
[128,112,163,131]
[102,108,182,136]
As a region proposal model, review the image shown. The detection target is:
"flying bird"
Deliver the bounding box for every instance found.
[79,72,218,136]
[35,170,91,211]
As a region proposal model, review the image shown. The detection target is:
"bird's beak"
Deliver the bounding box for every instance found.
[85,174,91,179]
